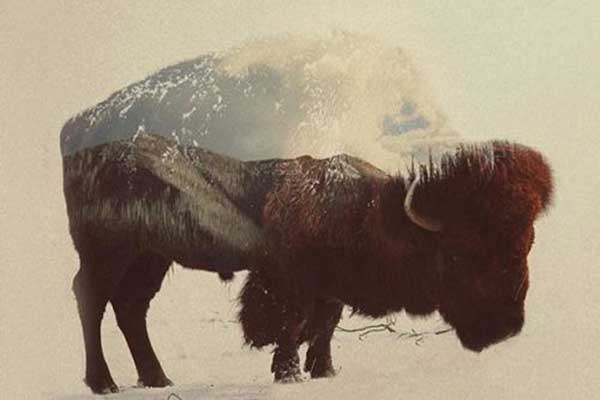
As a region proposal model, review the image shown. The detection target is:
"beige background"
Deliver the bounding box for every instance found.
[1,1,599,398]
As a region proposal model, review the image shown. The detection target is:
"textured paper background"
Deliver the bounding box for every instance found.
[1,1,599,398]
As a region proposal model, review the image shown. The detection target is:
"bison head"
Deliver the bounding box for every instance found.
[404,141,553,351]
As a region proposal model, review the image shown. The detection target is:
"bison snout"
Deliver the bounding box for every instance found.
[455,310,525,352]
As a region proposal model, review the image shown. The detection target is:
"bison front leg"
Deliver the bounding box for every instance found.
[304,299,343,378]
[111,253,173,388]
[239,271,306,383]
[271,310,307,383]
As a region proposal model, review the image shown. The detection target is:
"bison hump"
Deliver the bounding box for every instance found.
[263,153,385,249]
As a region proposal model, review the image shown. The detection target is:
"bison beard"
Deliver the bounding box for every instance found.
[62,133,553,393]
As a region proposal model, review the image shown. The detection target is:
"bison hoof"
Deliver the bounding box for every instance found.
[274,370,305,383]
[304,354,336,379]
[272,346,303,383]
[137,373,174,388]
[309,365,336,379]
[84,376,119,394]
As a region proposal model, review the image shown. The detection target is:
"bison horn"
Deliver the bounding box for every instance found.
[404,178,443,232]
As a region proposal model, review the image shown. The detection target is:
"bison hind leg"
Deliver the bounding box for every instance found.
[111,252,173,388]
[238,271,283,348]
[73,249,134,394]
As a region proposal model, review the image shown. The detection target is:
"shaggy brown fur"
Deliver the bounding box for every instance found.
[63,134,553,392]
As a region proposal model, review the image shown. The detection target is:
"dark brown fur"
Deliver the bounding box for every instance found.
[63,134,553,392]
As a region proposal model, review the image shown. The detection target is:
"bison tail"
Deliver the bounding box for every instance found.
[238,271,286,348]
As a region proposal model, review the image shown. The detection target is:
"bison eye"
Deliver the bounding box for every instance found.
[446,254,467,267]
[509,254,523,266]
[498,268,512,282]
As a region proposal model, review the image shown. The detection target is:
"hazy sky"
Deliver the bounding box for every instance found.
[3,1,599,136]
[1,1,599,397]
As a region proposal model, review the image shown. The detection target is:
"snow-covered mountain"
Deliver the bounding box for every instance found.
[61,33,458,172]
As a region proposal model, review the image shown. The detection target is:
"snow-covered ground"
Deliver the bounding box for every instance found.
[1,2,599,399]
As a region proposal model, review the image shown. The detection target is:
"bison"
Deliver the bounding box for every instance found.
[62,133,552,393]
